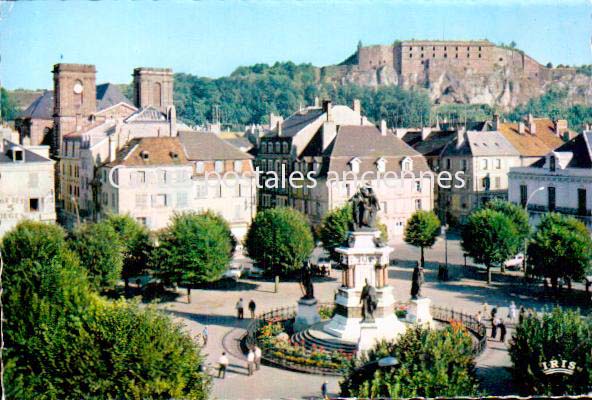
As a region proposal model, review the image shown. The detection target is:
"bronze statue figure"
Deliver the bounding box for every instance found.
[360,279,378,322]
[351,186,380,230]
[410,261,424,299]
[301,260,315,300]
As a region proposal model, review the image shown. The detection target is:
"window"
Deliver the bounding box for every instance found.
[381,201,388,214]
[376,158,386,173]
[494,176,501,189]
[177,192,188,208]
[153,82,162,108]
[275,143,281,153]
[135,194,148,208]
[196,184,208,198]
[137,171,146,184]
[136,217,147,226]
[495,159,501,169]
[520,185,528,207]
[215,160,224,173]
[548,187,556,211]
[549,156,556,172]
[350,158,360,174]
[282,143,289,153]
[402,158,413,171]
[578,188,587,215]
[415,180,421,192]
[481,159,488,170]
[29,198,40,212]
[234,160,243,172]
[415,199,422,210]
[446,158,451,170]
[195,161,204,174]
[153,194,167,207]
[461,159,467,171]
[140,151,150,161]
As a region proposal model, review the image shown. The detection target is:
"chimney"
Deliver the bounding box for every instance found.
[314,97,320,107]
[380,119,387,136]
[421,127,431,140]
[108,135,117,163]
[457,127,466,148]
[276,121,282,137]
[323,100,333,122]
[493,113,500,130]
[322,121,337,151]
[168,106,177,137]
[518,122,525,135]
[527,114,536,135]
[269,113,283,130]
[353,99,361,114]
[554,119,568,137]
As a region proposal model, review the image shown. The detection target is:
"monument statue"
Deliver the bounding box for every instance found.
[360,279,378,322]
[301,260,315,300]
[351,186,380,230]
[410,262,424,299]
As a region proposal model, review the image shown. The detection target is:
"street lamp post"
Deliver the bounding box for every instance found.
[523,186,545,275]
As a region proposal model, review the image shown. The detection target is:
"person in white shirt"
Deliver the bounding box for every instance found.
[218,352,229,379]
[247,348,255,376]
[254,345,262,370]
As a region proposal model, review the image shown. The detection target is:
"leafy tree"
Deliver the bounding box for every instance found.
[404,210,441,270]
[461,209,520,284]
[527,213,592,290]
[245,207,314,276]
[152,211,234,301]
[1,220,69,267]
[104,214,152,289]
[1,87,19,121]
[70,220,124,291]
[509,307,592,396]
[341,324,478,398]
[320,204,352,263]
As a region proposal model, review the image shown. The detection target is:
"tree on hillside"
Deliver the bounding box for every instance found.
[70,220,124,291]
[151,211,235,302]
[509,307,592,396]
[404,210,441,270]
[1,87,19,121]
[104,214,152,289]
[461,209,520,284]
[245,208,314,276]
[340,325,478,398]
[527,213,592,291]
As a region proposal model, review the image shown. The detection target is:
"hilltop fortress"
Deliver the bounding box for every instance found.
[322,40,592,109]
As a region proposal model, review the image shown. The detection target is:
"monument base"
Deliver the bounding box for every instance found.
[357,322,380,354]
[406,297,434,327]
[294,298,321,332]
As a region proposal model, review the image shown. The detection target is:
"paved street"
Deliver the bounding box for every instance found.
[157,235,592,399]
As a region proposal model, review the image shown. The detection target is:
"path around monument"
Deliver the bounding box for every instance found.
[157,235,588,399]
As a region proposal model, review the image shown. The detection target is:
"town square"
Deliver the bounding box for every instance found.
[2,1,592,399]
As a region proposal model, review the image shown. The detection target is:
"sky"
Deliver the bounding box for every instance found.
[1,0,591,90]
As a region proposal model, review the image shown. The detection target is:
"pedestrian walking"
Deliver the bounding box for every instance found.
[476,310,482,324]
[321,380,329,399]
[491,306,497,320]
[236,298,244,319]
[202,326,208,346]
[254,345,262,370]
[247,348,255,376]
[248,299,257,319]
[508,301,517,321]
[519,306,526,325]
[218,352,229,379]
[492,316,500,340]
[499,319,507,343]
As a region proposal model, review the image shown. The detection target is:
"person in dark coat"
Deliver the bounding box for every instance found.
[248,299,256,319]
[499,319,507,343]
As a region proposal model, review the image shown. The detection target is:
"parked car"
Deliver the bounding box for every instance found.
[223,264,244,281]
[504,253,524,270]
[246,264,265,277]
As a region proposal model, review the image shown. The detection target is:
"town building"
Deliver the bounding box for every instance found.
[0,139,56,237]
[256,100,433,238]
[508,131,592,230]
[98,133,256,240]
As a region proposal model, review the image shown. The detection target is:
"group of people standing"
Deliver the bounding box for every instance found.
[476,301,533,343]
[217,345,262,379]
[235,298,257,319]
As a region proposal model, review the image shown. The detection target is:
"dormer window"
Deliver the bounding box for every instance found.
[282,142,289,153]
[376,157,387,173]
[170,151,179,160]
[215,160,224,173]
[275,142,281,153]
[234,160,243,172]
[13,149,23,162]
[195,161,204,174]
[349,157,361,174]
[140,151,150,161]
[401,157,413,172]
[549,155,556,172]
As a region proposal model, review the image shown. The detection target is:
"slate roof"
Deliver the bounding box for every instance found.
[96,83,134,111]
[531,132,592,169]
[18,90,54,119]
[402,130,457,157]
[124,106,167,122]
[322,125,430,176]
[443,130,520,157]
[178,131,253,161]
[105,137,188,167]
[0,141,52,164]
[497,118,564,157]
[270,107,325,138]
[225,137,254,152]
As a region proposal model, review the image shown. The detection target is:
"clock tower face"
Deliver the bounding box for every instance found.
[73,81,83,94]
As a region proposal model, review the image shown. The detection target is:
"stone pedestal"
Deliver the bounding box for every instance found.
[357,322,380,354]
[406,297,434,327]
[294,297,321,332]
[324,229,406,342]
